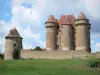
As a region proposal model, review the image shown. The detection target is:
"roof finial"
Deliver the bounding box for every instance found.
[12,25,16,29]
[78,12,87,19]
[46,15,57,23]
[13,25,16,29]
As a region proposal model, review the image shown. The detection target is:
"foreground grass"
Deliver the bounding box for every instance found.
[0,59,100,75]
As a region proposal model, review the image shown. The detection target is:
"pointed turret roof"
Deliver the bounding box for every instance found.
[61,16,72,25]
[5,27,23,39]
[46,15,57,23]
[58,15,75,25]
[78,12,87,19]
[13,26,16,29]
[67,15,75,24]
[58,15,66,24]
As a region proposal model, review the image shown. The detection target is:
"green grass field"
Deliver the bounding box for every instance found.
[0,59,100,75]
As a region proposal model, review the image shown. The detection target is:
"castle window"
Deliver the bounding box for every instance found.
[11,32,13,34]
[88,27,90,29]
[15,39,18,43]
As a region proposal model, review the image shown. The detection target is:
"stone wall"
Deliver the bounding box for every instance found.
[21,50,100,59]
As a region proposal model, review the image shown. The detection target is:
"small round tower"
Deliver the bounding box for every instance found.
[45,15,58,51]
[4,27,23,60]
[75,12,91,52]
[61,16,74,50]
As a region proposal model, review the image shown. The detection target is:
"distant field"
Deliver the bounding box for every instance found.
[0,59,100,75]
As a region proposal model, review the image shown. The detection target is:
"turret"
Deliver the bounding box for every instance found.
[45,15,58,51]
[4,26,23,60]
[75,12,91,52]
[61,16,74,50]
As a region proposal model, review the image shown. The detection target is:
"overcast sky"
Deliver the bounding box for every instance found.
[0,0,100,53]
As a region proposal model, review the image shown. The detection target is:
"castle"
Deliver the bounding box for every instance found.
[4,12,96,60]
[46,12,91,52]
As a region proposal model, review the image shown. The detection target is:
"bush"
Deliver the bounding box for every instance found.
[34,46,42,51]
[0,53,4,59]
[88,58,100,68]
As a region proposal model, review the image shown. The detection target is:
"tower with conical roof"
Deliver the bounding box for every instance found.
[57,15,66,50]
[75,12,91,52]
[45,15,58,51]
[4,27,23,60]
[60,15,74,50]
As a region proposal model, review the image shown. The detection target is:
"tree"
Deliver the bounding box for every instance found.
[13,47,20,59]
[0,53,4,59]
[34,46,42,51]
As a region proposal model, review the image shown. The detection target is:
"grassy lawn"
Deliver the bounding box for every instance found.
[0,59,100,75]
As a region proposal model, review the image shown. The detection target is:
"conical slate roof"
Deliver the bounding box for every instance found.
[78,12,87,19]
[46,15,57,23]
[61,16,72,25]
[5,27,23,39]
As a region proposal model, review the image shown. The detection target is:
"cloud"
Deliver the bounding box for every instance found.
[0,0,100,53]
[90,17,100,34]
[91,40,95,44]
[11,0,43,33]
[23,44,33,49]
[0,38,5,53]
[18,25,46,49]
[95,42,100,52]
[0,20,12,39]
[10,0,46,49]
[80,0,100,18]
[0,0,46,52]
[0,20,12,53]
[10,0,100,51]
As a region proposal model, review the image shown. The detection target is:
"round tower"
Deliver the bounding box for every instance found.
[75,12,91,52]
[45,15,58,51]
[4,27,23,60]
[61,16,74,50]
[58,15,66,50]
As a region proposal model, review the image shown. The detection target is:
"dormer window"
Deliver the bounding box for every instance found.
[10,30,13,34]
[11,32,13,34]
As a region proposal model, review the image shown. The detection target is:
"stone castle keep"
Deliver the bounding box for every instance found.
[5,12,100,60]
